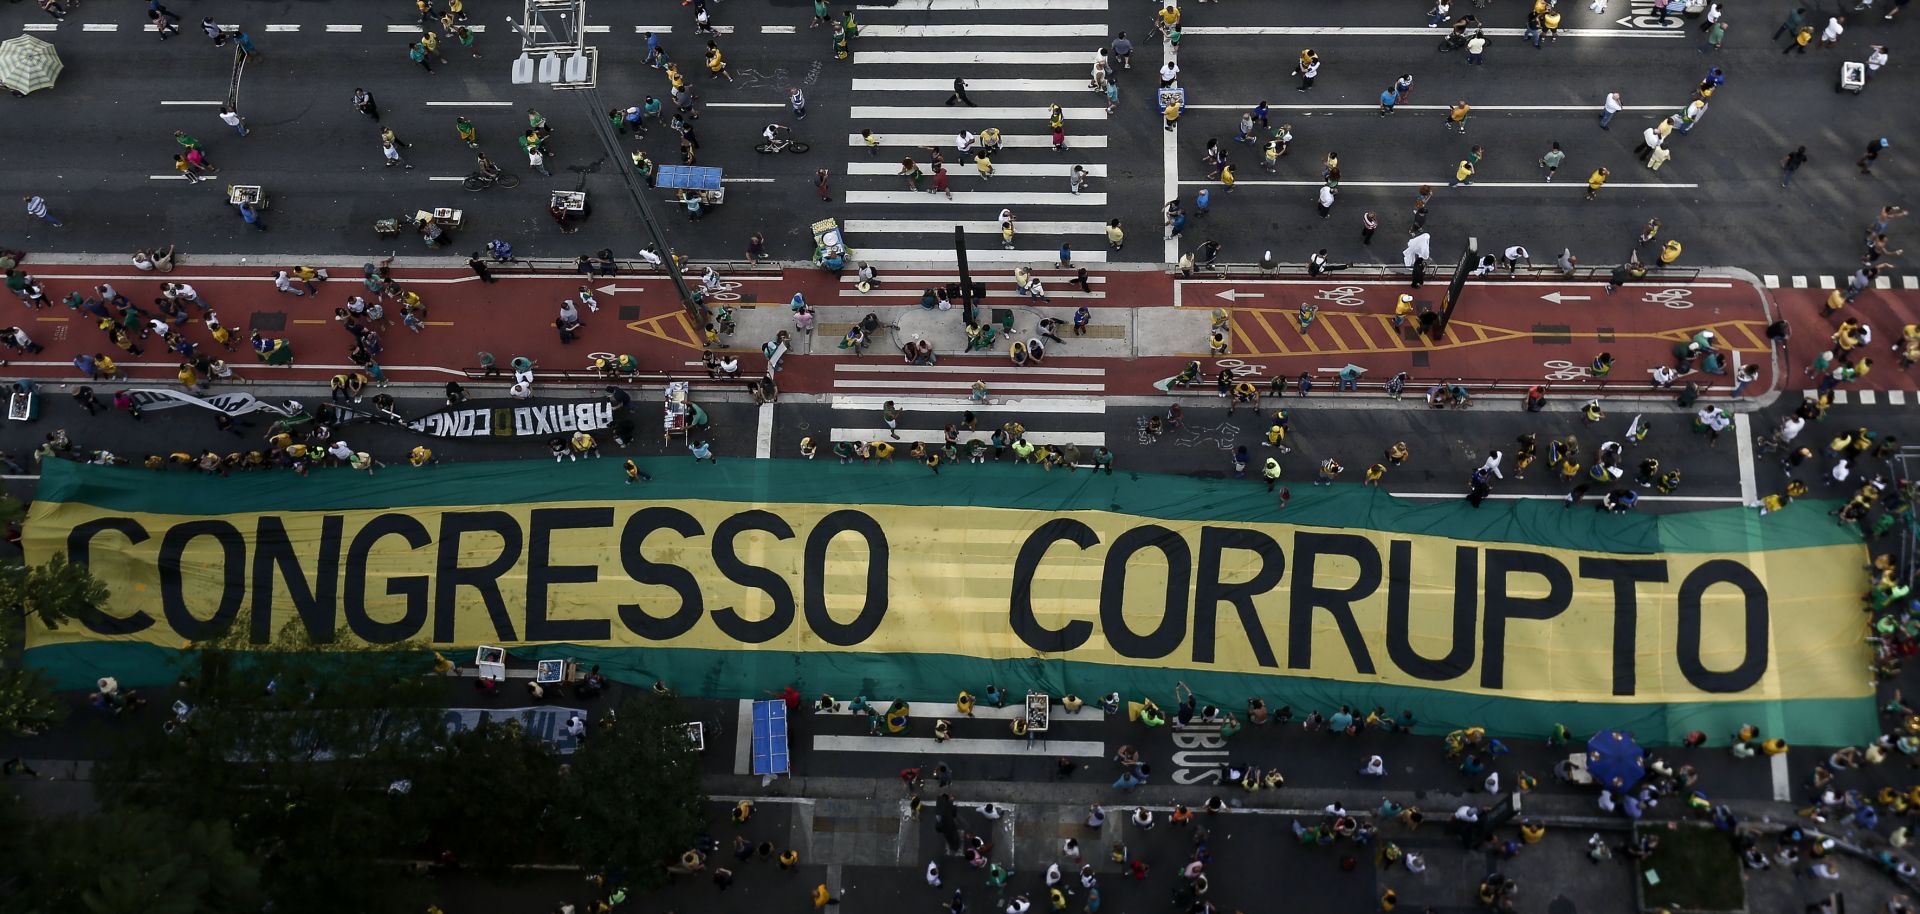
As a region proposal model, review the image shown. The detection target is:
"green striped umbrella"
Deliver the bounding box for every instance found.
[0,34,63,95]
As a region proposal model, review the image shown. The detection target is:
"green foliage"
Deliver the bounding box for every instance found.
[92,625,444,914]
[0,552,112,630]
[3,808,264,914]
[404,717,562,872]
[556,694,708,887]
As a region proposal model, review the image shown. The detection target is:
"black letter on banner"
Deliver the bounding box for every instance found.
[158,520,246,642]
[803,510,889,647]
[66,518,154,635]
[1288,533,1379,674]
[1579,558,1669,697]
[344,514,433,644]
[618,507,707,640]
[524,507,614,643]
[1099,526,1191,660]
[433,512,524,643]
[1479,549,1573,690]
[1386,542,1477,681]
[1676,560,1769,693]
[710,510,796,644]
[250,515,343,644]
[1009,519,1097,654]
[1192,527,1284,667]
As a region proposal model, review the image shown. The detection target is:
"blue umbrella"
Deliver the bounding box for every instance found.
[1586,729,1647,791]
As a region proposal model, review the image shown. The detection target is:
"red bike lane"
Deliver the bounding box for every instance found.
[1771,284,1920,400]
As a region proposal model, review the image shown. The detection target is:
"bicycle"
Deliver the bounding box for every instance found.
[462,171,521,191]
[753,137,810,154]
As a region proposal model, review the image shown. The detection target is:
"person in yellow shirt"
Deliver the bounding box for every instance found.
[1220,163,1236,192]
[1659,239,1683,265]
[705,43,732,81]
[1163,98,1182,132]
[976,151,995,180]
[1447,100,1471,132]
[1106,218,1125,249]
[1158,5,1180,30]
[1451,159,1475,187]
[409,445,436,467]
[1584,166,1610,201]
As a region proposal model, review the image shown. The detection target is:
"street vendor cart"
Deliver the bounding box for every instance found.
[657,165,724,206]
[812,217,849,274]
[662,380,709,445]
[227,184,267,209]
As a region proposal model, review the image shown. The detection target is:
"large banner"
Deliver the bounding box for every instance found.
[406,399,615,438]
[20,460,1875,745]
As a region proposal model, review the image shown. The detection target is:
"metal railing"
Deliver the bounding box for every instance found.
[1178,372,1724,397]
[484,257,780,276]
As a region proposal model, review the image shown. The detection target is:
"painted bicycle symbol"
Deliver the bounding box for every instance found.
[1640,288,1693,309]
[1214,358,1268,378]
[702,280,745,302]
[1542,359,1591,382]
[1316,286,1366,307]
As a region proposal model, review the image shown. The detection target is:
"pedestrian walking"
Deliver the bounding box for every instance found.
[1819,14,1845,47]
[1466,31,1487,63]
[1450,158,1475,187]
[1539,141,1566,180]
[218,105,248,136]
[945,77,975,107]
[22,195,61,227]
[1316,184,1336,218]
[382,140,412,169]
[1362,210,1379,244]
[1859,137,1890,174]
[149,4,182,38]
[408,42,435,73]
[202,15,226,45]
[1700,18,1727,51]
[237,200,267,231]
[790,87,807,119]
[1781,146,1809,186]
[1069,164,1089,195]
[814,167,831,201]
[352,88,379,120]
[1584,166,1610,201]
[1294,56,1320,91]
[1447,99,1471,132]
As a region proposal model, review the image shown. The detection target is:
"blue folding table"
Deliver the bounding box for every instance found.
[657,165,725,205]
[750,699,790,778]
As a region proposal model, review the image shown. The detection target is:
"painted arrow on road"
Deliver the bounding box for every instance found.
[1216,290,1266,301]
[594,284,650,295]
[1540,291,1593,304]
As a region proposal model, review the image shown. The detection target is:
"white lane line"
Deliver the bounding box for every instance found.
[147,175,190,180]
[849,133,1108,149]
[635,25,676,33]
[847,248,1109,264]
[264,24,300,32]
[833,395,1108,414]
[844,219,1108,235]
[387,24,425,33]
[855,51,1088,65]
[721,177,778,183]
[1184,26,1683,39]
[762,25,797,34]
[21,23,58,31]
[1396,492,1743,503]
[427,176,467,182]
[1733,412,1758,504]
[327,24,364,32]
[1164,73,1179,265]
[1771,752,1791,802]
[837,363,1103,376]
[81,23,118,32]
[733,698,756,776]
[705,102,786,108]
[852,105,1106,121]
[1188,103,1681,112]
[814,735,1106,757]
[755,403,774,458]
[859,24,1107,38]
[159,100,224,106]
[861,0,1110,8]
[846,191,1108,206]
[425,100,514,106]
[1177,180,1701,189]
[847,162,1104,179]
[1179,278,1729,288]
[853,78,1094,93]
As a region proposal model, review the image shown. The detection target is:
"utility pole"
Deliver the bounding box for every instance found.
[1434,236,1477,339]
[955,226,974,325]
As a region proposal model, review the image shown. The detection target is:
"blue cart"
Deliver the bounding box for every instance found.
[657,165,725,206]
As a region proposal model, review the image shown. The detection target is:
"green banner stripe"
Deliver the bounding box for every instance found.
[23,641,1874,748]
[31,460,1858,555]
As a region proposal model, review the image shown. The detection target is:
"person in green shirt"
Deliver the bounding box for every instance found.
[455,116,477,147]
[1538,141,1565,181]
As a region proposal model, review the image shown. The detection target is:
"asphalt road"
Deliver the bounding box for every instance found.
[0,0,1908,275]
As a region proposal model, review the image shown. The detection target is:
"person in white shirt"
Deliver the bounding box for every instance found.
[956,130,976,154]
[926,862,941,886]
[1360,755,1386,776]
[1867,44,1889,77]
[1501,245,1530,273]
[1600,90,1623,129]
[1159,59,1179,87]
[1479,452,1504,478]
[1820,15,1845,47]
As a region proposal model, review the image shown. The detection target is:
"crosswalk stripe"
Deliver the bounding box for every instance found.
[82,22,118,31]
[853,78,1099,93]
[1859,390,1878,405]
[851,105,1107,121]
[855,51,1089,65]
[1905,276,1919,290]
[1818,275,1837,289]
[1890,391,1908,405]
[845,219,1109,235]
[847,163,1106,178]
[849,133,1109,149]
[813,735,1105,756]
[1763,274,1780,288]
[849,248,1109,264]
[835,379,1106,393]
[836,428,1106,446]
[836,363,1103,376]
[859,23,1108,38]
[1791,276,1808,288]
[845,191,1108,206]
[832,395,1108,413]
[860,0,1110,8]
[1877,276,1893,289]
[1831,389,1850,404]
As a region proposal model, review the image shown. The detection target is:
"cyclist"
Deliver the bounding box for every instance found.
[476,151,502,179]
[762,123,792,149]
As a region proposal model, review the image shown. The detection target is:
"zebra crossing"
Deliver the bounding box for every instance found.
[847,0,1113,265]
[826,365,1111,451]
